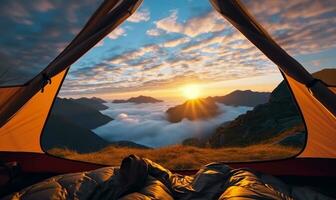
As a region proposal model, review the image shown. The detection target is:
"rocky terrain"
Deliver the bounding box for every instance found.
[208,68,336,148]
[208,81,305,147]
[113,95,163,104]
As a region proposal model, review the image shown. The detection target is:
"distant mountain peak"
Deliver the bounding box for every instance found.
[208,90,270,107]
[89,97,107,103]
[166,98,219,123]
[113,95,163,104]
[67,96,108,110]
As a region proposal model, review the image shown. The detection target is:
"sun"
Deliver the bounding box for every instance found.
[181,84,201,100]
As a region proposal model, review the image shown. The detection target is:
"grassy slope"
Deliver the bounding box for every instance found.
[49,144,300,170]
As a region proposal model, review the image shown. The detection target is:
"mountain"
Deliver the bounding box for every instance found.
[208,81,305,147]
[43,97,149,153]
[166,98,219,123]
[71,97,108,110]
[42,97,112,152]
[208,69,336,148]
[42,114,110,153]
[52,97,112,129]
[208,90,270,107]
[113,95,163,104]
[42,114,149,153]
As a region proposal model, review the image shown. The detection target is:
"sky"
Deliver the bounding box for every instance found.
[0,0,335,100]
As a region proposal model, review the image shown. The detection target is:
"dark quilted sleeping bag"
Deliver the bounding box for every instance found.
[2,155,334,200]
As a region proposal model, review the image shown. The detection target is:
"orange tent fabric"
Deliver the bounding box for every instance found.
[285,75,336,158]
[0,69,68,152]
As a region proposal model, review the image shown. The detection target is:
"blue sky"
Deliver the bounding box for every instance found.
[0,0,335,100]
[73,0,222,72]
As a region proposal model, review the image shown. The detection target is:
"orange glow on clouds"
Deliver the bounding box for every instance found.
[65,74,283,101]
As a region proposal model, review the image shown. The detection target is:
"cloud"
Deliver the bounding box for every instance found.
[161,37,191,48]
[148,0,336,55]
[146,29,160,36]
[94,102,252,147]
[0,0,102,85]
[3,0,334,91]
[155,10,183,34]
[33,0,55,12]
[1,1,32,25]
[60,28,277,95]
[241,0,336,55]
[127,9,150,23]
[107,27,126,40]
[153,10,226,37]
[60,37,274,96]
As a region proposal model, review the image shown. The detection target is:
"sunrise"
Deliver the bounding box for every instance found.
[181,84,201,100]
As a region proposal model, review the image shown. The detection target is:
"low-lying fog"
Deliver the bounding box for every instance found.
[94,102,252,148]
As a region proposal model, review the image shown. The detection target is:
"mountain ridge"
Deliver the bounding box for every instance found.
[208,81,305,147]
[207,90,270,107]
[166,98,219,123]
[52,97,112,129]
[112,95,163,104]
[43,97,149,153]
[165,90,269,123]
[71,97,108,110]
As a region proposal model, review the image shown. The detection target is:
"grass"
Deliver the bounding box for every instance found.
[49,144,301,170]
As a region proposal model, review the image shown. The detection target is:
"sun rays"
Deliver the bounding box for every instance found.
[181,84,201,100]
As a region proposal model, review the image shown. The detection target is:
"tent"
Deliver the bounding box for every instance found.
[0,0,335,196]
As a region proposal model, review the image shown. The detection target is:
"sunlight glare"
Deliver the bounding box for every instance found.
[181,84,201,100]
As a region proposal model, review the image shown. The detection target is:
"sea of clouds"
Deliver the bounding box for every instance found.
[93,102,252,148]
